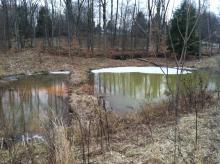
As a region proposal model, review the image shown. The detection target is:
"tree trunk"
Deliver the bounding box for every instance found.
[110,0,113,47]
[98,0,102,48]
[102,0,107,57]
[65,0,73,57]
[50,0,55,47]
[76,0,83,54]
[147,0,153,56]
[113,0,119,48]
[2,0,11,49]
[131,0,136,51]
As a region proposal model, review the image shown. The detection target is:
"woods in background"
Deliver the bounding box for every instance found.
[0,0,219,57]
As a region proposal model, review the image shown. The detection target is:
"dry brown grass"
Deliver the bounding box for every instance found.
[53,124,76,164]
[44,114,76,164]
[133,75,214,130]
[138,102,171,125]
[78,83,93,95]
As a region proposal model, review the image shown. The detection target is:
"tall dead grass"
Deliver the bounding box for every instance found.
[54,123,75,164]
[44,113,76,164]
[134,73,214,145]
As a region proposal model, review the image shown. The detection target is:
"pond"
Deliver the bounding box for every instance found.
[0,73,69,140]
[92,67,220,113]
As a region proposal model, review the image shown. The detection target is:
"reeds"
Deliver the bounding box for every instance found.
[44,112,76,164]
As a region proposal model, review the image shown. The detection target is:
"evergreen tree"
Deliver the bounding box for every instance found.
[107,20,114,33]
[167,0,199,55]
[36,7,52,37]
[16,3,31,48]
[95,24,102,34]
[17,4,31,39]
[132,12,147,38]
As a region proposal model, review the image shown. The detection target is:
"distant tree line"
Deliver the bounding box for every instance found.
[0,0,219,56]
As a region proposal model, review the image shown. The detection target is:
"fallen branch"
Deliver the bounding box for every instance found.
[137,58,163,67]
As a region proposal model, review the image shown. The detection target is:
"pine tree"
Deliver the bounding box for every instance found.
[36,7,52,37]
[168,0,199,56]
[132,12,147,38]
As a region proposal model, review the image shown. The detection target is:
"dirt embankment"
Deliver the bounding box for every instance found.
[1,50,220,163]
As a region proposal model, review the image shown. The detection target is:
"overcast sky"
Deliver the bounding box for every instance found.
[106,0,220,20]
[92,0,220,25]
[44,0,220,24]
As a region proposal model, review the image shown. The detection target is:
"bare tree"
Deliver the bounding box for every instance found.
[98,0,102,47]
[153,0,170,56]
[87,0,94,55]
[49,0,55,47]
[147,0,154,55]
[64,0,73,56]
[167,0,206,161]
[1,0,11,49]
[113,0,119,47]
[130,0,136,50]
[100,0,107,56]
[121,0,130,50]
[29,0,38,48]
[110,0,113,47]
[76,0,85,53]
[14,0,20,49]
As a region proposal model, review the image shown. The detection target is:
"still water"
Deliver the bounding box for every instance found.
[93,67,220,113]
[0,74,69,137]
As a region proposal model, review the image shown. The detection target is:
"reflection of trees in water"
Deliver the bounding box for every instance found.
[206,72,220,91]
[95,73,178,101]
[94,71,220,112]
[0,75,69,137]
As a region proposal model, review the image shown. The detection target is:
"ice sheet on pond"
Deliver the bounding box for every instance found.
[50,71,71,75]
[92,67,192,74]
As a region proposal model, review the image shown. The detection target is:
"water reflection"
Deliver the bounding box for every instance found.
[0,75,69,137]
[94,73,177,112]
[93,71,220,113]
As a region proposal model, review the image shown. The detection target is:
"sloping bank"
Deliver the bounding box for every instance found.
[70,66,220,163]
[0,51,220,163]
